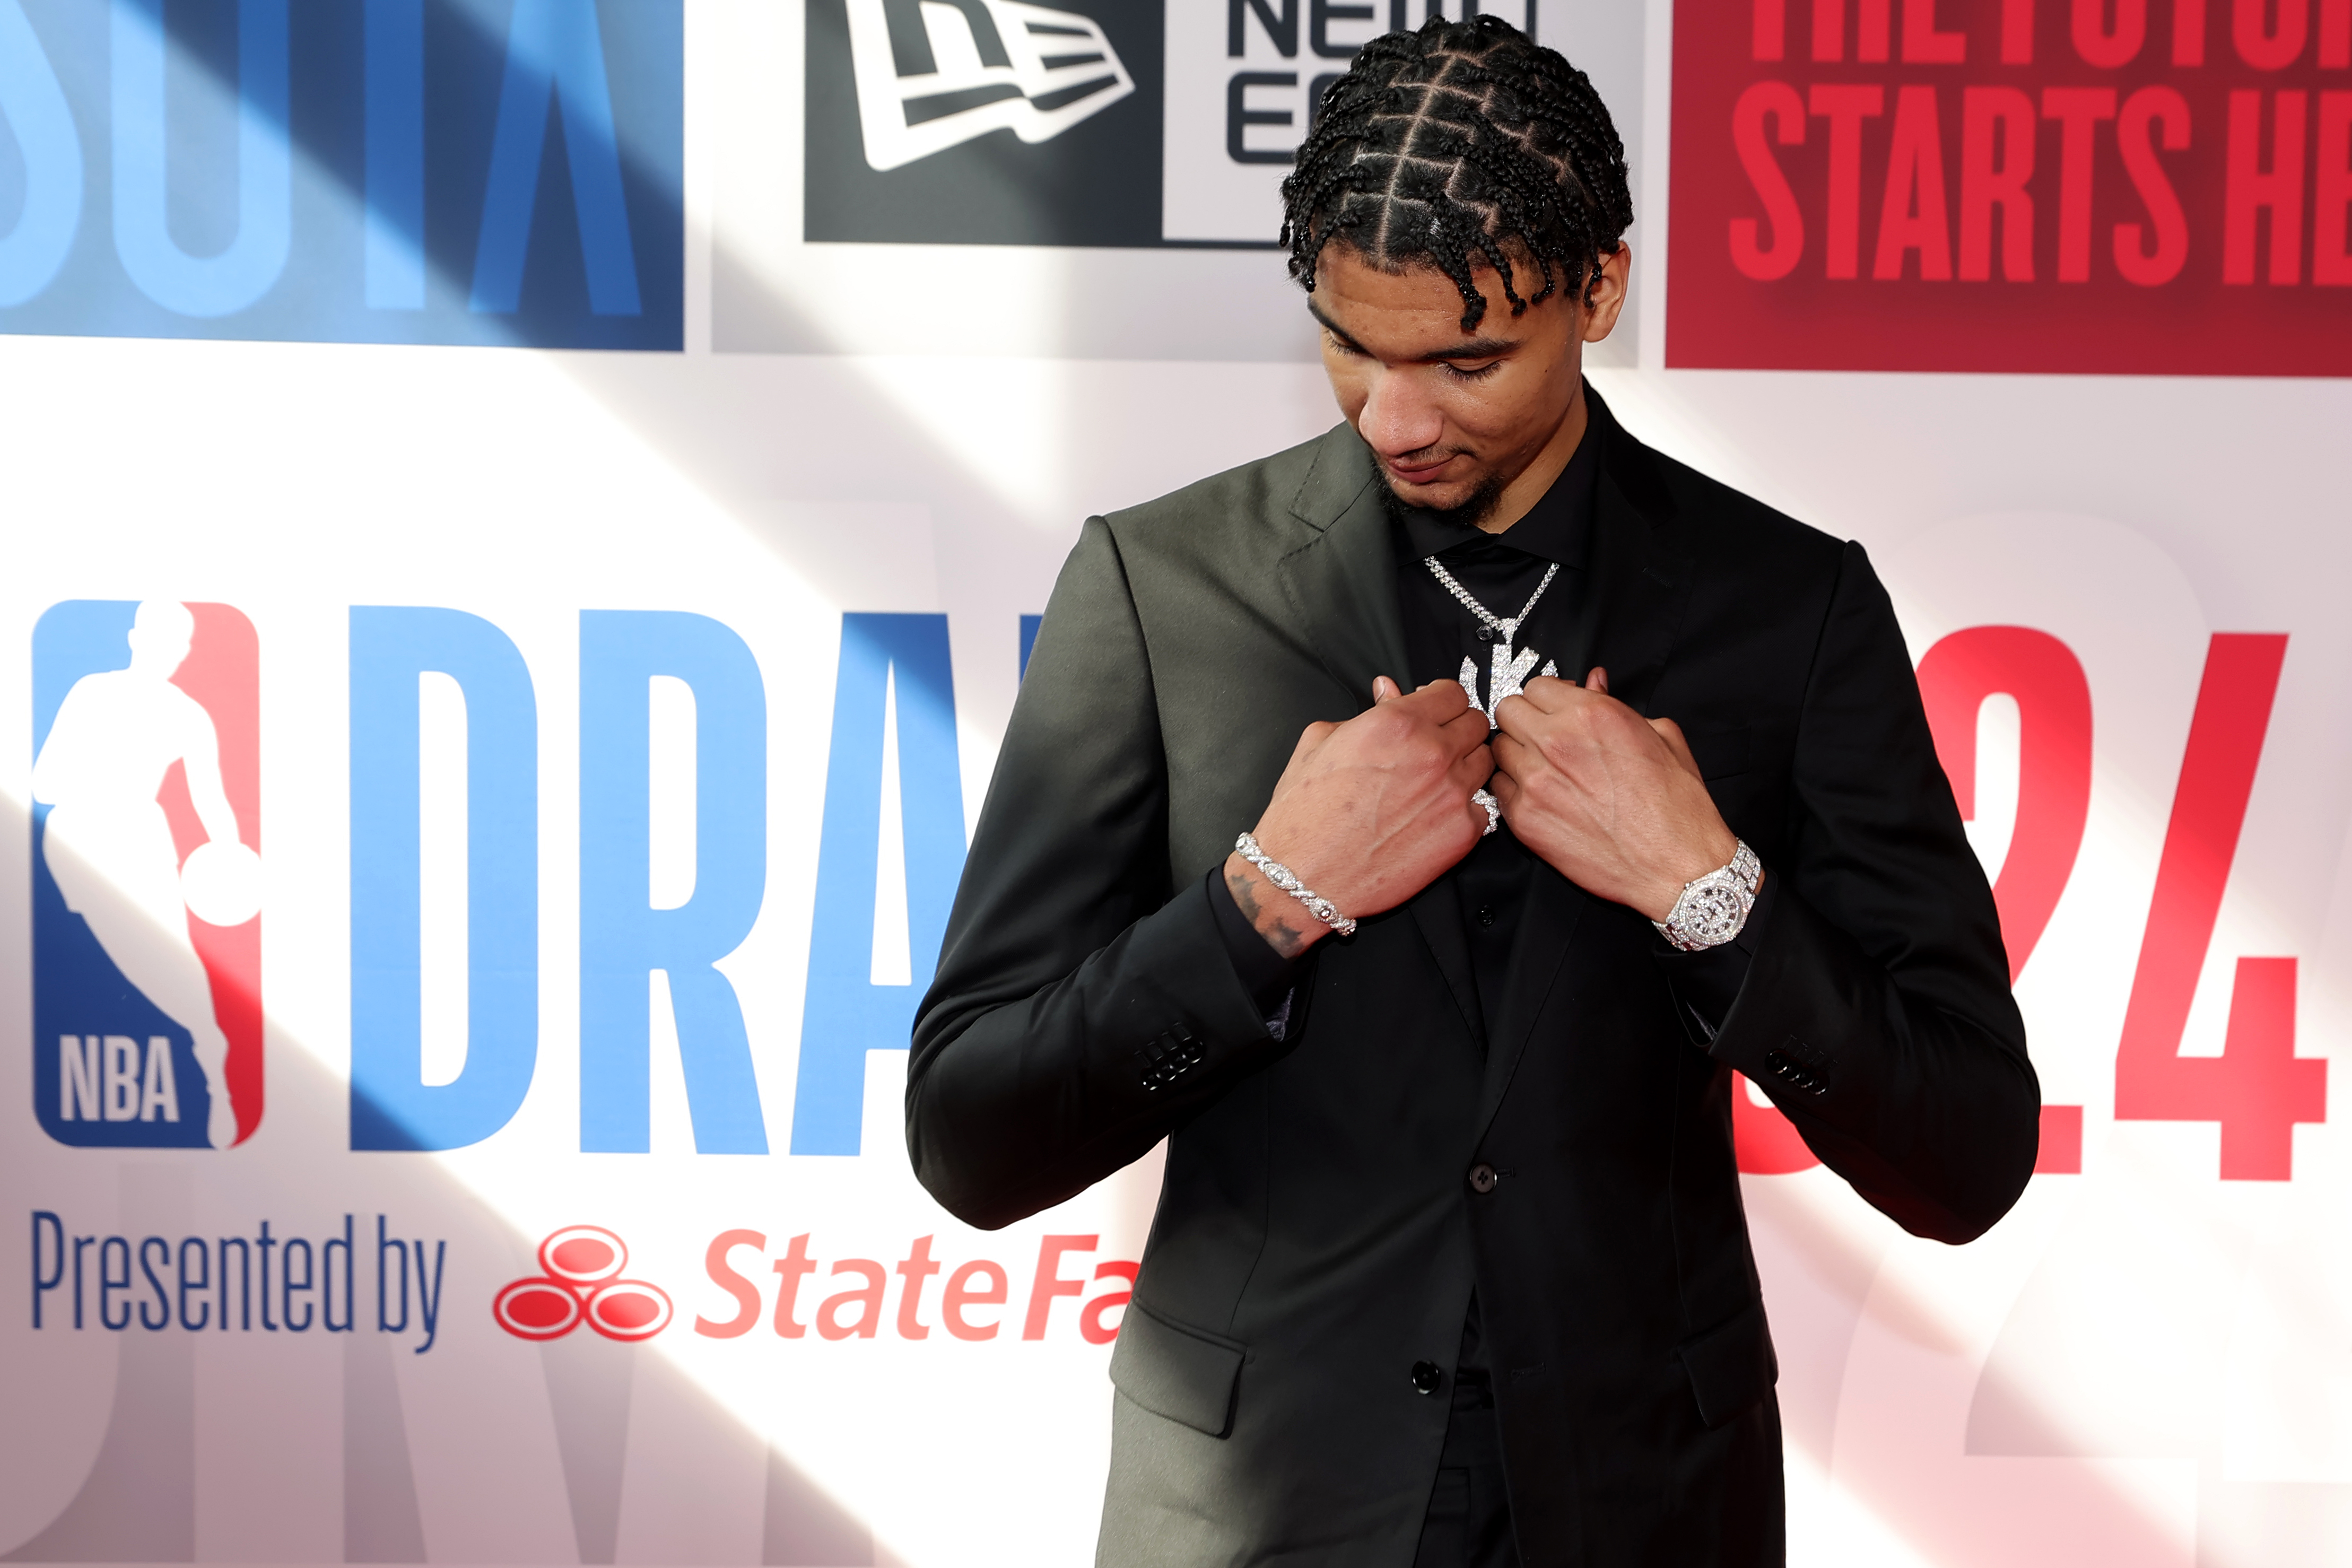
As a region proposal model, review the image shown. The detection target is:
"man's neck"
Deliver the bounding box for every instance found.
[1477,379,1590,535]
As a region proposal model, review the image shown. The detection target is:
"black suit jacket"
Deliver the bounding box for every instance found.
[909,391,2037,1566]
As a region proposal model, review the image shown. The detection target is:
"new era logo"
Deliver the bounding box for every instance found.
[846,0,1134,171]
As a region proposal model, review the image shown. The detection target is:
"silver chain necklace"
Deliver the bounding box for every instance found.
[1424,556,1561,728]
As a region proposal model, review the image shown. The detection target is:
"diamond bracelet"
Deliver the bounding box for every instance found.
[1233,833,1357,937]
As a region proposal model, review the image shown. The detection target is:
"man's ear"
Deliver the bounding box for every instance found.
[1580,244,1632,344]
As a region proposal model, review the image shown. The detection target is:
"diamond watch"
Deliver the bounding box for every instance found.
[1654,840,1763,952]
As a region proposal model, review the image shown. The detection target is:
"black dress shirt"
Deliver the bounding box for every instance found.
[1393,422,1602,1048]
[1388,429,1776,1041]
[1389,429,1601,1409]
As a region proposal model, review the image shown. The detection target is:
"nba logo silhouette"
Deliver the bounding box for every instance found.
[32,602,263,1148]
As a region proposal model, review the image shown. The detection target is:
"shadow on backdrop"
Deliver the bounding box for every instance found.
[0,0,682,349]
[6,792,872,1561]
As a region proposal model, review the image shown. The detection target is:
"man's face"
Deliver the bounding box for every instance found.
[1312,241,1628,525]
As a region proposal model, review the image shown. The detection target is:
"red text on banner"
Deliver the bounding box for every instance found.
[2114,633,2324,1179]
[1671,0,2352,373]
[1737,623,2094,1175]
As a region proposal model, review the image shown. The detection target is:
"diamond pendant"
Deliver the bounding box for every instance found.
[1459,630,1560,728]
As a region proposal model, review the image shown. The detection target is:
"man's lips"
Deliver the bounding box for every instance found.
[1384,454,1457,485]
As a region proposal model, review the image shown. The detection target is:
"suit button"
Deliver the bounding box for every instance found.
[1476,905,1496,928]
[1412,1361,1443,1395]
[1468,1163,1498,1194]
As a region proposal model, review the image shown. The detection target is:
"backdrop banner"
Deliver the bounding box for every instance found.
[2,3,2349,1566]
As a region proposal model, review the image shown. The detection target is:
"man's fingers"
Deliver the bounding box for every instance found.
[1390,677,1471,722]
[1500,670,1644,747]
[1438,705,1494,754]
[1512,674,1575,711]
[1372,675,1403,702]
[1450,743,1495,791]
[1650,716,1704,781]
[1492,691,1561,745]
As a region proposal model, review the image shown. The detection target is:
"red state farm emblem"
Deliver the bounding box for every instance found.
[494,1226,674,1343]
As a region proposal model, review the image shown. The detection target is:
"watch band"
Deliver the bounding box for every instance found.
[1653,840,1763,952]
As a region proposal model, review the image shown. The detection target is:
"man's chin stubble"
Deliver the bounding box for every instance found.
[1376,469,1510,531]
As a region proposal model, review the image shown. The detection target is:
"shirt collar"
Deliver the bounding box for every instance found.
[1394,416,1601,570]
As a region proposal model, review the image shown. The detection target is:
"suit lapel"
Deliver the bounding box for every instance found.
[1574,390,1695,717]
[1274,432,1413,705]
[1477,869,1586,1128]
[1476,388,1694,1126]
[1409,877,1485,1048]
[1277,431,1482,1045]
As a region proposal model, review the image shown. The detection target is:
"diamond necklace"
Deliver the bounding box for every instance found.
[1424,556,1561,728]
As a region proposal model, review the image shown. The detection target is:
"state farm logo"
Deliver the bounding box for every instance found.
[843,0,1134,170]
[493,1226,674,1343]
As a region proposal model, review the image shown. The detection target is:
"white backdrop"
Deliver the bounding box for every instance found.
[4,3,2351,1565]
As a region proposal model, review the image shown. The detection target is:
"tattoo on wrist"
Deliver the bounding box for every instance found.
[1227,865,1315,960]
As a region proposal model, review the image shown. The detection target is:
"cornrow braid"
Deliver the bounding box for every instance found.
[1280,15,1633,332]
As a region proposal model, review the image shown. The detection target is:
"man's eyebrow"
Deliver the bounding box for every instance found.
[1306,303,1521,363]
[1420,336,1519,361]
[1306,301,1362,352]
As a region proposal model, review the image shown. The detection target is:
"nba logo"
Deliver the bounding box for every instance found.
[32,602,263,1148]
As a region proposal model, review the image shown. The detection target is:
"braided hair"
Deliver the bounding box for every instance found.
[1280,15,1633,332]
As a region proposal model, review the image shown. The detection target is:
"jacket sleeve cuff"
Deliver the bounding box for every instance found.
[1698,877,1861,1112]
[1206,865,1303,1018]
[1657,869,1778,1046]
[1093,873,1302,1103]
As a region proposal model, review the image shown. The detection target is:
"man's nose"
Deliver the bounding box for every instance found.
[1356,369,1444,458]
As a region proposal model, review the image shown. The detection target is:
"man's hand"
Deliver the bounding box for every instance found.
[1228,677,1495,957]
[1489,669,1736,922]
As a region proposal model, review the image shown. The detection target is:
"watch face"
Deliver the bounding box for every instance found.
[1672,872,1753,948]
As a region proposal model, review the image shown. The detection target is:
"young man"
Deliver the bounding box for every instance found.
[910,18,2036,1565]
